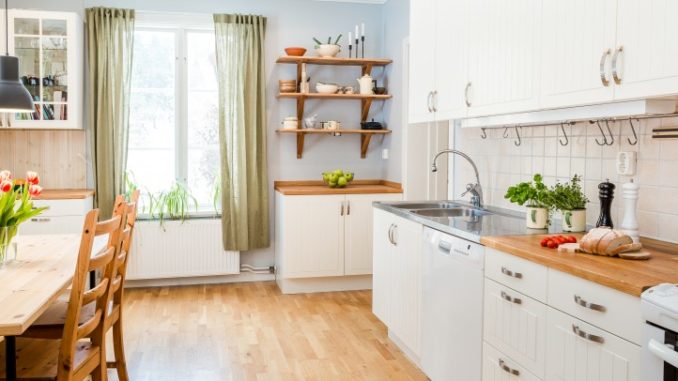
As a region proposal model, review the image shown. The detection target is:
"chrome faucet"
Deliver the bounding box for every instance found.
[431,149,484,208]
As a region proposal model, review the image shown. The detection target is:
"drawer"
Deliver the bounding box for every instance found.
[485,248,548,302]
[545,307,640,381]
[19,215,87,235]
[32,196,93,217]
[547,269,642,345]
[482,342,541,381]
[484,278,547,378]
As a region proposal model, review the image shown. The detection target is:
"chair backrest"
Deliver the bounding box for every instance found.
[57,203,127,379]
[109,190,140,307]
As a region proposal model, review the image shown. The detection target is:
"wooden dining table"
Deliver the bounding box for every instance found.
[0,234,106,381]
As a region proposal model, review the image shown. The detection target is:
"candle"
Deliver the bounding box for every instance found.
[348,32,352,45]
[355,25,359,39]
[361,23,365,37]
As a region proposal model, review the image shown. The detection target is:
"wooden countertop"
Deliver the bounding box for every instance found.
[33,189,95,200]
[275,180,402,195]
[481,234,678,296]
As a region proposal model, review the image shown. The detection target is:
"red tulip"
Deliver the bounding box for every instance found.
[28,184,42,197]
[0,180,11,193]
[0,170,11,182]
[26,171,39,185]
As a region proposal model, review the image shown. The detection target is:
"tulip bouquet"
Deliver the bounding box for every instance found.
[0,170,47,264]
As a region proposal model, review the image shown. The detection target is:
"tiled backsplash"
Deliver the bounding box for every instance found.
[452,117,678,243]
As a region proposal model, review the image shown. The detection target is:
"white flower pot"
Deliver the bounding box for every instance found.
[526,207,549,229]
[315,44,340,58]
[562,209,586,232]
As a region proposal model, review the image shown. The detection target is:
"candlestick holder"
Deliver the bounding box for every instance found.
[349,44,352,58]
[361,36,365,58]
[355,38,359,58]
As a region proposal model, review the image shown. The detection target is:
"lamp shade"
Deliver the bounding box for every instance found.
[0,55,34,113]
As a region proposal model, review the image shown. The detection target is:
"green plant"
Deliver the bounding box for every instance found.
[147,182,198,226]
[313,35,343,47]
[550,174,588,211]
[123,171,139,202]
[212,178,221,215]
[504,173,552,209]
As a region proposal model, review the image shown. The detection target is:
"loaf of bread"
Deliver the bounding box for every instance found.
[579,227,635,256]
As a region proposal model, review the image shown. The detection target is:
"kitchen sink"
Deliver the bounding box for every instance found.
[413,208,492,218]
[392,202,464,210]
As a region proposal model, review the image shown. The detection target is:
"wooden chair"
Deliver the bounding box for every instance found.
[0,205,127,381]
[18,191,140,381]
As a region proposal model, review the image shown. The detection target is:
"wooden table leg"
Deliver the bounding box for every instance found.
[5,335,16,381]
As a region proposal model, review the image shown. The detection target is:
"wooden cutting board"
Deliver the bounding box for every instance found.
[557,242,651,260]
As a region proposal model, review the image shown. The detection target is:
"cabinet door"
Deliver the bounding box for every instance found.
[483,342,542,381]
[466,0,541,117]
[483,278,547,378]
[433,0,468,120]
[613,0,678,100]
[545,307,640,381]
[540,0,617,108]
[408,0,436,123]
[389,216,422,356]
[280,195,345,278]
[345,194,401,276]
[372,208,394,325]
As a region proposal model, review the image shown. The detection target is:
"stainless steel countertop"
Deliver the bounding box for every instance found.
[373,200,557,243]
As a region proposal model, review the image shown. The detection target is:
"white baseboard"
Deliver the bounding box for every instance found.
[276,275,372,294]
[125,272,274,288]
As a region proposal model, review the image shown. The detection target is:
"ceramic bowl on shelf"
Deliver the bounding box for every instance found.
[279,79,297,93]
[315,82,339,94]
[284,47,307,56]
[315,44,340,58]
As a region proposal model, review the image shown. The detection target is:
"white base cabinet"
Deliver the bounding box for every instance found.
[274,192,401,294]
[19,196,93,235]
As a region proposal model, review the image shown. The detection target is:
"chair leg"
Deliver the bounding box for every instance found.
[91,363,103,381]
[111,320,129,381]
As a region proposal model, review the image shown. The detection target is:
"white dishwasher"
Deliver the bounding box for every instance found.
[421,226,485,381]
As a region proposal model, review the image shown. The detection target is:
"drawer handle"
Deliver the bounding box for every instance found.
[30,217,51,222]
[498,359,520,376]
[501,266,522,279]
[572,324,605,344]
[438,240,452,252]
[501,291,522,305]
[574,295,607,313]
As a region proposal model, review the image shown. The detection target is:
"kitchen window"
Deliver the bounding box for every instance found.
[127,19,219,214]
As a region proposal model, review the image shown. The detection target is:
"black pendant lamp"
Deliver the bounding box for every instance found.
[0,0,33,113]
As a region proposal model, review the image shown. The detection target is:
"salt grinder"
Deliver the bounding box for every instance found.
[620,179,640,243]
[596,180,615,228]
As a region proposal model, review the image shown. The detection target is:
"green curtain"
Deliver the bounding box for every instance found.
[213,14,270,251]
[86,7,135,219]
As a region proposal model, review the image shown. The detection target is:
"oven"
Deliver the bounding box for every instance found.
[642,284,678,381]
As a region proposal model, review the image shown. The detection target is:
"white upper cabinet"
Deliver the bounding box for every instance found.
[540,0,617,109]
[466,0,541,117]
[613,0,678,100]
[8,10,83,129]
[408,0,436,123]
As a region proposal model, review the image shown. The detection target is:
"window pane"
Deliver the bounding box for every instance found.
[127,30,176,199]
[187,31,219,210]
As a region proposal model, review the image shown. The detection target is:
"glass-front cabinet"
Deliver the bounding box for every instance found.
[7,10,82,129]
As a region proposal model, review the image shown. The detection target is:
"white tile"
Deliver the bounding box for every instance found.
[602,159,618,182]
[585,159,602,181]
[544,157,557,177]
[658,161,678,188]
[586,137,603,158]
[532,137,545,156]
[571,158,586,178]
[637,186,662,213]
[557,157,570,178]
[637,211,659,238]
[658,214,678,244]
[532,157,544,175]
[521,156,533,175]
[638,160,660,186]
[571,136,587,157]
[660,140,678,160]
[544,138,558,158]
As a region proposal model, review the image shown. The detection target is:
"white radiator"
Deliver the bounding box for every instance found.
[126,218,240,280]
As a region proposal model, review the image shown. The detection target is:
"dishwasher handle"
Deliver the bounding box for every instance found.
[438,240,452,253]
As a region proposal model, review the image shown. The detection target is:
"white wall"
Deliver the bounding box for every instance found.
[452,118,678,243]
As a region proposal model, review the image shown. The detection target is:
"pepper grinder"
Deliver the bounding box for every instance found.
[620,179,640,243]
[596,180,615,228]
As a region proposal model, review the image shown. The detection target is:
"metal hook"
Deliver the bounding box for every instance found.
[627,118,638,146]
[480,128,487,139]
[503,127,510,138]
[604,119,615,146]
[593,120,607,146]
[559,123,569,146]
[514,126,522,147]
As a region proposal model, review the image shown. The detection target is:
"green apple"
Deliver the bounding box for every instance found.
[333,169,344,177]
[345,172,354,182]
[329,173,339,183]
[338,176,348,187]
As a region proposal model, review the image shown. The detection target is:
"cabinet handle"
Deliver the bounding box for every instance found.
[599,48,611,87]
[612,46,624,85]
[391,225,398,246]
[464,82,472,107]
[574,295,606,312]
[346,201,350,215]
[498,359,520,376]
[426,91,433,113]
[501,266,522,279]
[31,217,51,222]
[340,203,344,216]
[388,224,394,245]
[432,90,438,112]
[572,324,605,344]
[501,291,522,305]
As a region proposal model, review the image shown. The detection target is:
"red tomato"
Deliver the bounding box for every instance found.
[540,238,549,247]
[566,236,577,243]
[547,240,558,249]
[554,237,566,245]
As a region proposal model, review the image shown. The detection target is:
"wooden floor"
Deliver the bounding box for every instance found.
[110,282,426,381]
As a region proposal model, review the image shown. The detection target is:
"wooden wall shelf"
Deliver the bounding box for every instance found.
[276,129,391,159]
[276,56,392,67]
[277,93,392,100]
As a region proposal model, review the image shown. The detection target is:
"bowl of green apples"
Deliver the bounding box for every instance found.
[322,169,354,188]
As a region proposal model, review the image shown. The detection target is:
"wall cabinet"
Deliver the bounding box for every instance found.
[6,10,82,129]
[372,208,422,358]
[275,192,401,293]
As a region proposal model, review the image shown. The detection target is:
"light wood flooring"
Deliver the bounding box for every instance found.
[112,282,426,381]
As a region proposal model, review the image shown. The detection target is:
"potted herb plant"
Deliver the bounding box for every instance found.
[313,35,342,57]
[146,182,198,227]
[505,173,552,229]
[551,174,588,232]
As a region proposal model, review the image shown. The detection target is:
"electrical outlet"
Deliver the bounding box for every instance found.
[616,151,637,176]
[382,149,389,160]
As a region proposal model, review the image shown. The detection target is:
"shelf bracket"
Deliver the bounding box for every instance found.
[360,133,372,159]
[362,63,374,76]
[296,95,305,159]
[361,98,373,123]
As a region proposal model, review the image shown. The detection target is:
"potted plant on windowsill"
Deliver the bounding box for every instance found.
[147,182,198,227]
[551,174,588,232]
[505,173,552,229]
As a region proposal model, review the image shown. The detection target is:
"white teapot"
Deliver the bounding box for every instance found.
[357,74,374,95]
